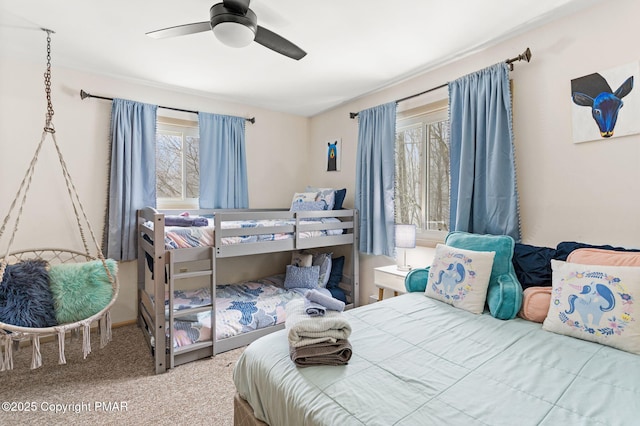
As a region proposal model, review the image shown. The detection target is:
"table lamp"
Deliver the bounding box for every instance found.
[395,224,416,271]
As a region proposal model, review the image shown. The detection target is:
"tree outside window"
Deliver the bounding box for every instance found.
[156,117,199,209]
[395,101,450,240]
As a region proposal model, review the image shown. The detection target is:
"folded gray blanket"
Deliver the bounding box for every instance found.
[289,339,352,367]
[165,215,209,227]
[305,289,345,312]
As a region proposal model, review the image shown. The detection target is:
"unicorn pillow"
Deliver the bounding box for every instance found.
[543,260,640,354]
[425,244,495,314]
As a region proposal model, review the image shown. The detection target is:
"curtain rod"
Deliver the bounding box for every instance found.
[349,47,532,119]
[79,90,256,124]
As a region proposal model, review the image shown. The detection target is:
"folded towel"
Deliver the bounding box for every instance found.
[305,289,345,312]
[289,339,352,367]
[304,298,326,317]
[286,299,351,348]
[165,216,209,227]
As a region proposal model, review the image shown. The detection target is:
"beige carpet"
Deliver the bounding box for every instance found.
[0,324,245,425]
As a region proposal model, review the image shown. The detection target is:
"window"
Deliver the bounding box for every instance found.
[156,117,199,209]
[395,100,450,242]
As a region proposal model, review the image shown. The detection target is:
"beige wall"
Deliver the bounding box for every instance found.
[308,0,640,302]
[2,0,639,322]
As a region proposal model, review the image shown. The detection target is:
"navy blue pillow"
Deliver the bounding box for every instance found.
[512,243,557,289]
[328,286,347,303]
[513,241,640,291]
[326,256,345,289]
[0,259,57,328]
[555,241,640,261]
[333,189,347,210]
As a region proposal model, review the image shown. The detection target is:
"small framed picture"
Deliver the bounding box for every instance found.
[326,138,341,172]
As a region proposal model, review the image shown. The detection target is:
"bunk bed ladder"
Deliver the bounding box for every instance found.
[167,247,216,369]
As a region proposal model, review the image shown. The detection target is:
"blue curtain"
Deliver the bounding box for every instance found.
[198,112,249,209]
[106,99,157,261]
[448,62,521,241]
[355,102,397,256]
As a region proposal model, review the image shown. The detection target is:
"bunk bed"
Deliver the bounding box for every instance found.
[137,207,359,374]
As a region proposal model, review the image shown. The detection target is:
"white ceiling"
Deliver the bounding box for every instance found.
[0,0,599,117]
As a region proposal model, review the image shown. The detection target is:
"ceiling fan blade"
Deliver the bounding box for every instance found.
[146,21,211,39]
[255,26,306,60]
[223,0,250,15]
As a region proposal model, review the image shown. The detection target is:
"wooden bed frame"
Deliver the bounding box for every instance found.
[137,207,359,374]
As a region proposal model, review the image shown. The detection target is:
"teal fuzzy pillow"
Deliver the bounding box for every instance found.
[49,259,117,324]
[445,231,522,320]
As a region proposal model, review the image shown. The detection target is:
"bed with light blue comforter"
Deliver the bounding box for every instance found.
[233,292,640,425]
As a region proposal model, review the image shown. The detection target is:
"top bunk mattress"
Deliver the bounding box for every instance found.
[146,213,349,249]
[233,292,640,426]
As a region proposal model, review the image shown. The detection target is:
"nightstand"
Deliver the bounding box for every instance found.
[373,246,436,301]
[374,265,410,301]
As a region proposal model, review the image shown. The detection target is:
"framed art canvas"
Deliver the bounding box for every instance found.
[570,62,639,143]
[326,138,341,171]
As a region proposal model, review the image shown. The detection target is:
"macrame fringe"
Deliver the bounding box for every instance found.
[82,322,91,359]
[1,334,13,371]
[58,329,67,365]
[99,311,113,348]
[31,335,42,369]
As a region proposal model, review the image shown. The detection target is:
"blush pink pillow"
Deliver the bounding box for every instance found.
[567,248,640,267]
[518,286,552,323]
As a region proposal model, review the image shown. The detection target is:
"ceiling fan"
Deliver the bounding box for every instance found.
[146,0,306,60]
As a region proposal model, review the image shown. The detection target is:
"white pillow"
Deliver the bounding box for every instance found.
[291,252,313,267]
[543,260,640,354]
[305,186,336,210]
[425,244,495,314]
[290,192,319,210]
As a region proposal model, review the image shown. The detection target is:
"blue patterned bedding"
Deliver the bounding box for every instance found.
[148,216,346,249]
[169,274,303,348]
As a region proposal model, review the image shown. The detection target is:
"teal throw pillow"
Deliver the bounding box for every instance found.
[49,259,117,324]
[405,267,431,293]
[445,231,522,319]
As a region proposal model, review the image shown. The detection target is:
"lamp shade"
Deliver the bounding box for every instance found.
[213,22,255,48]
[395,224,416,249]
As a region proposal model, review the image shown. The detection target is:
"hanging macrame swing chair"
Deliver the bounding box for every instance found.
[0,29,119,371]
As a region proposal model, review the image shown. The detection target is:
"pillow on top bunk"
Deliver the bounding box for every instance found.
[425,244,495,314]
[304,186,336,210]
[291,201,327,212]
[0,259,57,328]
[305,186,348,210]
[290,192,319,210]
[49,259,118,324]
[333,188,347,210]
[290,191,329,211]
[284,265,320,290]
[543,260,640,355]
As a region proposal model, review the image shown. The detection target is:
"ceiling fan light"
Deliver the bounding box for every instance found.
[213,22,255,48]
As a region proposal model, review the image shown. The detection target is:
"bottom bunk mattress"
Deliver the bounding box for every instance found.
[233,292,640,426]
[169,274,303,348]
